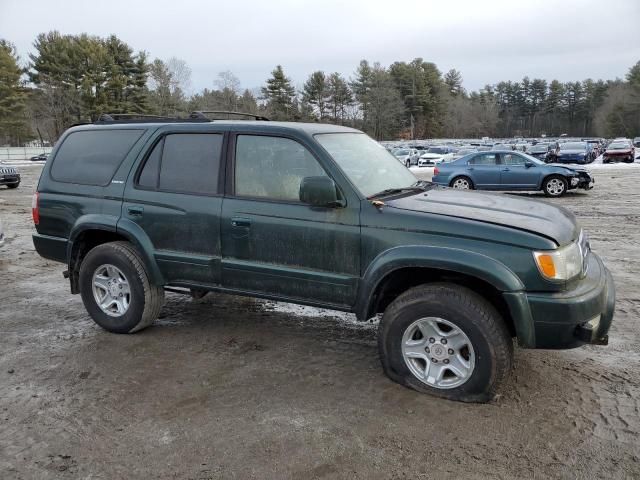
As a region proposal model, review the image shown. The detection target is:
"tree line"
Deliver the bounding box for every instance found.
[0,31,639,146]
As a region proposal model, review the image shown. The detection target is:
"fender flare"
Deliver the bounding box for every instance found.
[67,215,164,286]
[355,245,525,321]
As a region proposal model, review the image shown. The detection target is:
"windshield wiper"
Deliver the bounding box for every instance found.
[368,181,432,200]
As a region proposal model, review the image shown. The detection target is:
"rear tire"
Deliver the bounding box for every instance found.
[378,283,513,403]
[450,176,473,190]
[79,241,164,333]
[543,175,567,197]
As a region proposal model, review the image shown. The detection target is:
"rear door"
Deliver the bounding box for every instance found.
[121,128,225,285]
[499,152,539,188]
[466,153,501,188]
[220,133,361,307]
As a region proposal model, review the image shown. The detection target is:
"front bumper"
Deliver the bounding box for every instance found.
[504,251,615,349]
[0,174,20,185]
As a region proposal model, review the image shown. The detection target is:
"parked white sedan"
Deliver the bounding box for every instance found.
[418,146,455,167]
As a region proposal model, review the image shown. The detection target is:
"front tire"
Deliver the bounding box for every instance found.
[378,283,513,402]
[6,183,19,189]
[543,175,567,197]
[405,159,411,168]
[79,241,164,333]
[450,176,473,190]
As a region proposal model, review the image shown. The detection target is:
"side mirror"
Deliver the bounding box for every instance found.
[525,161,534,168]
[299,176,343,207]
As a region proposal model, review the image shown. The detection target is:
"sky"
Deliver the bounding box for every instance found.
[1,0,639,94]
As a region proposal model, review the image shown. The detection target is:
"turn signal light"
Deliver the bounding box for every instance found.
[535,253,556,278]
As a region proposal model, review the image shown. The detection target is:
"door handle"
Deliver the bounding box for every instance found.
[127,206,144,217]
[231,217,251,228]
[502,168,510,171]
[467,167,474,171]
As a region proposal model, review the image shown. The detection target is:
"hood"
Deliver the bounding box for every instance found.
[546,163,587,172]
[420,153,444,159]
[386,188,578,246]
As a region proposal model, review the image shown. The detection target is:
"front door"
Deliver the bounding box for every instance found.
[122,130,225,285]
[221,133,361,308]
[499,152,539,188]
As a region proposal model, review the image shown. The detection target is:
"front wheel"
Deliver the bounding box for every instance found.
[450,176,473,190]
[79,241,164,333]
[543,175,567,197]
[405,159,411,168]
[6,183,19,189]
[378,283,513,402]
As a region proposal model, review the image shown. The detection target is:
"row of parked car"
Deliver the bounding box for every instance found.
[387,137,637,167]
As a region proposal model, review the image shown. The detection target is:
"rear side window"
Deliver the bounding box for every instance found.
[137,133,223,195]
[51,129,143,185]
[469,153,498,165]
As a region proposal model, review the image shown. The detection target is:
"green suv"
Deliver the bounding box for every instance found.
[32,114,615,402]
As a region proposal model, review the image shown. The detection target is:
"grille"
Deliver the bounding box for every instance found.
[0,167,16,175]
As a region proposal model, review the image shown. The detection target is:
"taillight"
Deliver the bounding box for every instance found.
[434,167,440,176]
[32,192,39,225]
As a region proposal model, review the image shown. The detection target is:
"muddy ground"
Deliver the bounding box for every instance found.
[1,165,639,479]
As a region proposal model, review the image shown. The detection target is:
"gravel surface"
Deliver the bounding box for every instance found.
[1,165,639,479]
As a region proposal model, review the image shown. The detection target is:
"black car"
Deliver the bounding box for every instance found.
[0,164,20,188]
[30,153,49,162]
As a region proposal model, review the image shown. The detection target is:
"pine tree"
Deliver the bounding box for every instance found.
[302,71,329,120]
[0,39,32,145]
[327,73,353,124]
[261,65,296,120]
[444,69,464,97]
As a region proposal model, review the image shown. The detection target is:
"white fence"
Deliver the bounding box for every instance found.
[0,147,53,162]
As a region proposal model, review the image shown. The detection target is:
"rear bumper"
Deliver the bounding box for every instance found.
[504,251,615,349]
[33,233,68,264]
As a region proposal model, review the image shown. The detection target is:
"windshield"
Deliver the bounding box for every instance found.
[608,142,629,150]
[560,142,587,150]
[529,145,548,152]
[315,133,417,198]
[427,147,447,154]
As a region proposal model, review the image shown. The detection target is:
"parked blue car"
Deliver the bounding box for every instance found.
[555,141,594,164]
[431,151,594,197]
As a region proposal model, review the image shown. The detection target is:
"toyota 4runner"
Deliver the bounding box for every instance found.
[32,113,615,402]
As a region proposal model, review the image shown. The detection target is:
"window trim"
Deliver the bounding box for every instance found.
[133,131,227,197]
[50,128,144,187]
[227,131,345,207]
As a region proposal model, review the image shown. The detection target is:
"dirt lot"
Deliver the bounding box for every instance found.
[1,165,639,479]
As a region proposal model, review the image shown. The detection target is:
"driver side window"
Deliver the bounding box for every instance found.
[234,135,328,201]
[502,153,525,166]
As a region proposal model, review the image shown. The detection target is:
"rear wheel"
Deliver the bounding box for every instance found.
[378,283,513,402]
[543,175,567,197]
[450,176,473,190]
[79,241,164,333]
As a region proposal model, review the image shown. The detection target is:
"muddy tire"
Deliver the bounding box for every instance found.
[79,241,164,333]
[378,283,513,403]
[543,175,568,197]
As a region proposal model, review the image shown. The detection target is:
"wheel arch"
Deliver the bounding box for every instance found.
[355,246,526,337]
[67,217,164,294]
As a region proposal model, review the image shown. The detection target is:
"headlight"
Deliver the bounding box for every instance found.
[533,241,583,281]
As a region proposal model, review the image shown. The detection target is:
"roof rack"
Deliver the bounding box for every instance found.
[190,111,270,121]
[95,113,210,124]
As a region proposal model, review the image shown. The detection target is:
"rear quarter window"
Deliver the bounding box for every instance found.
[50,129,144,185]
